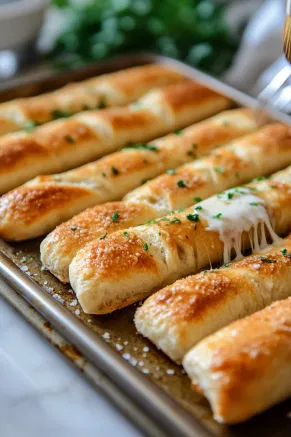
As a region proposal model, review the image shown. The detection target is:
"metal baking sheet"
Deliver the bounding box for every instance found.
[1,53,291,437]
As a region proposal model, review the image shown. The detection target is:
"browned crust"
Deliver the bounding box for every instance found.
[47,201,153,255]
[81,231,158,280]
[160,81,227,109]
[0,185,91,226]
[95,106,160,131]
[1,64,184,126]
[142,237,291,325]
[0,135,49,173]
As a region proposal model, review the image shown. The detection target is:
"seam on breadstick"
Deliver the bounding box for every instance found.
[135,234,291,363]
[42,123,291,282]
[0,64,184,136]
[183,295,291,424]
[1,107,254,242]
[69,166,291,314]
[0,81,231,194]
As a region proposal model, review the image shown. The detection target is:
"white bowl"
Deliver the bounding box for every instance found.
[0,0,49,51]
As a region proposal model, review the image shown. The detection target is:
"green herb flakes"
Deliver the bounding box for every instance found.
[166,168,176,175]
[143,243,149,251]
[259,256,277,264]
[187,213,199,222]
[111,166,119,175]
[22,120,39,132]
[281,248,291,257]
[168,217,181,224]
[123,143,158,152]
[214,213,222,219]
[70,226,77,231]
[65,135,75,143]
[111,212,120,222]
[99,232,107,240]
[173,129,182,135]
[193,197,202,203]
[214,167,225,173]
[177,180,187,188]
[51,109,72,119]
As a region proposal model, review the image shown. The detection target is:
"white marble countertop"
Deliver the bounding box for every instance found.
[0,296,142,437]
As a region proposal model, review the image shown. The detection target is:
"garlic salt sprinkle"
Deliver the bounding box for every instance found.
[198,187,280,264]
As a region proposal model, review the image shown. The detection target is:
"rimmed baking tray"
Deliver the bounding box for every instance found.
[1,53,291,437]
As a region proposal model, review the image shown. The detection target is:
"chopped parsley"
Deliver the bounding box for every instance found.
[20,257,27,263]
[173,128,182,135]
[224,262,232,267]
[166,168,176,175]
[195,205,202,210]
[250,202,259,206]
[259,256,277,263]
[177,180,187,188]
[123,231,128,236]
[111,166,119,175]
[254,176,266,181]
[187,150,196,157]
[143,243,149,251]
[214,167,225,173]
[99,232,107,240]
[122,143,158,152]
[65,135,75,143]
[214,213,222,219]
[102,172,107,177]
[51,109,72,119]
[187,213,199,222]
[177,207,184,213]
[70,226,77,231]
[281,248,291,257]
[111,212,120,222]
[227,192,234,200]
[193,197,202,203]
[168,217,181,224]
[22,120,39,132]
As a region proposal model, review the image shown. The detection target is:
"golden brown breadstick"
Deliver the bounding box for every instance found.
[0,64,184,135]
[183,296,291,424]
[0,108,252,242]
[135,235,291,363]
[0,81,231,194]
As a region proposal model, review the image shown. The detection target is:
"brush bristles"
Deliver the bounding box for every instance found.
[283,16,291,63]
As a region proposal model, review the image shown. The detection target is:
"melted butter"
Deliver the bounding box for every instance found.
[197,187,280,263]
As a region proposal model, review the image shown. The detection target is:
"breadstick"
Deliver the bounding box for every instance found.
[0,64,184,136]
[42,123,291,283]
[0,108,252,242]
[135,235,291,362]
[0,81,231,194]
[183,296,291,424]
[69,165,291,314]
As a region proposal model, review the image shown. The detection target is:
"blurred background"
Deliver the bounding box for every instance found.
[0,0,286,94]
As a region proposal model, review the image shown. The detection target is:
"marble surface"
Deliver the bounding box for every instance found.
[0,296,142,437]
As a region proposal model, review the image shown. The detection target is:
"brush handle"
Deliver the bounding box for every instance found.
[287,0,291,16]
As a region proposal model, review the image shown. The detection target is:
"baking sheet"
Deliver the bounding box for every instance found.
[1,53,291,437]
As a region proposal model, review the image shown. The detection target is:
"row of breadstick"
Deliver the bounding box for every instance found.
[38,123,291,284]
[137,233,291,424]
[0,64,184,136]
[0,80,230,194]
[68,164,291,314]
[0,107,252,242]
